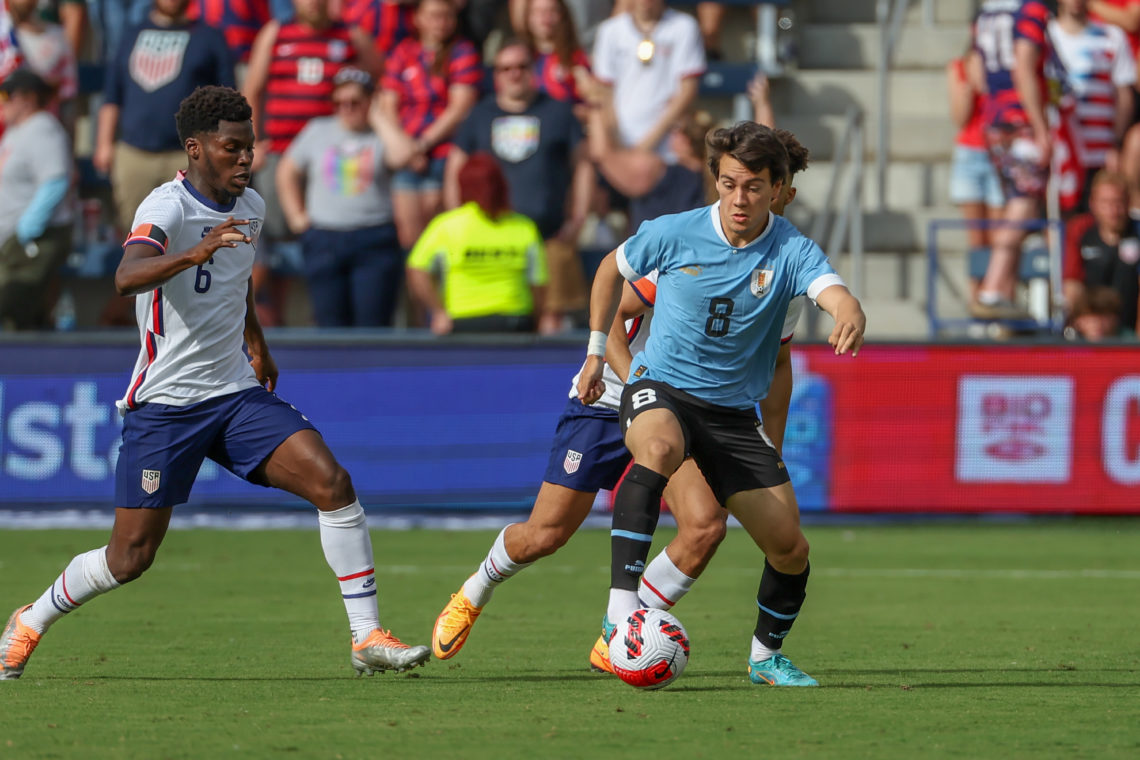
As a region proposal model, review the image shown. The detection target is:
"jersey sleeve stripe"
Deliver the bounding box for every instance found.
[125,222,168,252]
[806,273,846,303]
[780,332,794,344]
[615,243,640,281]
[631,276,657,307]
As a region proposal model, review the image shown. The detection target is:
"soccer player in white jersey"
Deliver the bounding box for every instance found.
[0,86,430,680]
[578,121,865,687]
[430,129,814,668]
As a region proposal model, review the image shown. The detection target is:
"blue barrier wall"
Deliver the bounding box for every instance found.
[0,336,831,514]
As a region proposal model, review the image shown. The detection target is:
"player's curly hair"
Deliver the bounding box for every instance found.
[706,121,788,185]
[774,128,810,180]
[175,86,253,146]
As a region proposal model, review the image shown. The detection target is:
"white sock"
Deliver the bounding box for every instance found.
[638,549,696,610]
[606,589,643,626]
[20,547,121,634]
[751,636,781,662]
[318,501,380,643]
[462,525,532,607]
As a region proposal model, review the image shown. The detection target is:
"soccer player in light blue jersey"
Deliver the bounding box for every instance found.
[577,121,866,687]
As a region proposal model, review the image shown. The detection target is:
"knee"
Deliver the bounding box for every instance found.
[767,534,810,573]
[638,438,683,473]
[106,543,158,584]
[311,463,355,509]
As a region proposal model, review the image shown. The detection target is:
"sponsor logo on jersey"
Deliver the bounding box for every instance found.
[751,268,774,297]
[491,115,541,163]
[679,266,702,276]
[129,30,191,92]
[563,449,582,474]
[633,365,647,378]
[141,469,162,494]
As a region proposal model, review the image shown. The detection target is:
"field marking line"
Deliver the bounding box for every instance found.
[818,568,1140,580]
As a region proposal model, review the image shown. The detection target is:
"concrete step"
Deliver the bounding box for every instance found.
[771,112,955,162]
[793,159,953,210]
[774,69,951,119]
[798,0,975,26]
[789,205,967,254]
[798,23,970,70]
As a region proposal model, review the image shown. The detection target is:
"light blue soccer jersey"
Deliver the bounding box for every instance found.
[616,202,843,409]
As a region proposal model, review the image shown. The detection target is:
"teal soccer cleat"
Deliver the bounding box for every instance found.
[748,653,819,686]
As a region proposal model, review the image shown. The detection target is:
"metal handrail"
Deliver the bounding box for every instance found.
[875,0,912,213]
[808,107,866,323]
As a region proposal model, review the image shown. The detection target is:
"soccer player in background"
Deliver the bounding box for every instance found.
[0,86,430,681]
[578,122,865,687]
[430,127,814,671]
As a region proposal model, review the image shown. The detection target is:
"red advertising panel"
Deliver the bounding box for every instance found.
[797,345,1140,513]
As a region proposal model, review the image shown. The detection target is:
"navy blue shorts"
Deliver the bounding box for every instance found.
[542,397,631,493]
[114,386,317,509]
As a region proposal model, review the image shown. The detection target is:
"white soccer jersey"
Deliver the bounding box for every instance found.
[117,175,266,411]
[569,272,804,411]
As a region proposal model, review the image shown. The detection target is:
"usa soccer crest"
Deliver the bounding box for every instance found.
[129,30,190,92]
[563,449,582,475]
[141,469,161,495]
[750,268,774,297]
[492,115,540,163]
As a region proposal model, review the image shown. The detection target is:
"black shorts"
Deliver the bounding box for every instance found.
[618,379,790,505]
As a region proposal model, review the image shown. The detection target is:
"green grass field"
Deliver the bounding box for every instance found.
[3,520,1140,759]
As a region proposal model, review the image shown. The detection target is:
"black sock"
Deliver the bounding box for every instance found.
[610,464,667,592]
[754,559,809,651]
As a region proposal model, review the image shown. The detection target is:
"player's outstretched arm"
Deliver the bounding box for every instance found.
[114,218,250,296]
[815,284,866,357]
[244,277,278,391]
[577,250,625,404]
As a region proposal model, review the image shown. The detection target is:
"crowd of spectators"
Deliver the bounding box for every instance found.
[961,0,1140,340]
[0,0,769,334]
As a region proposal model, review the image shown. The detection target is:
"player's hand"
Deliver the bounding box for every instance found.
[430,310,453,335]
[747,72,769,105]
[250,348,279,392]
[828,308,866,357]
[576,354,606,405]
[191,218,250,264]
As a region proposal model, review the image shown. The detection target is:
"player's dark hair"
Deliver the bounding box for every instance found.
[774,128,809,180]
[175,86,253,146]
[706,121,788,184]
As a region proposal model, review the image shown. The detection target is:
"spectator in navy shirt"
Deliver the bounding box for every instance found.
[93,0,234,237]
[445,37,592,332]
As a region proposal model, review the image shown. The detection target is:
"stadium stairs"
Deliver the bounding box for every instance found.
[694,0,973,339]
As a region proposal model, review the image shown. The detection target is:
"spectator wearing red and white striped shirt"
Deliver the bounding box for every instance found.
[517,0,591,109]
[242,0,381,325]
[377,0,480,251]
[1050,0,1136,212]
[189,0,271,66]
[341,0,416,58]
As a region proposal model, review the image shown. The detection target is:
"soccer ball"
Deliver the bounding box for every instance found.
[610,608,690,690]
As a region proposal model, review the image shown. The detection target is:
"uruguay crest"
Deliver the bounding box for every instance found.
[141,469,161,495]
[492,115,541,163]
[563,449,582,475]
[750,268,774,297]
